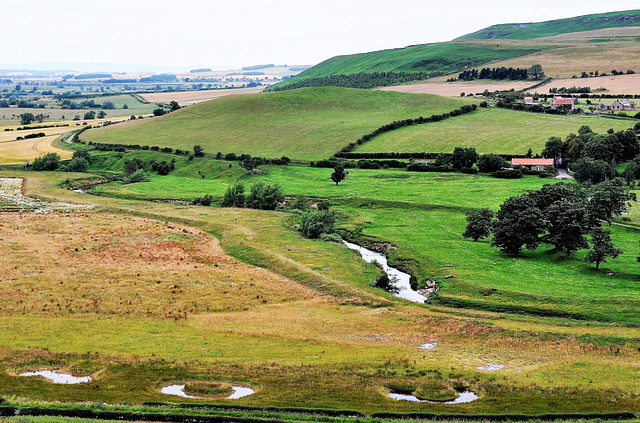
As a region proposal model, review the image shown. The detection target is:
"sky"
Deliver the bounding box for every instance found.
[2,0,639,72]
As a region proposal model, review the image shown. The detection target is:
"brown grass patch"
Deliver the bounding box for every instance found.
[378,81,534,97]
[0,212,316,319]
[536,73,640,95]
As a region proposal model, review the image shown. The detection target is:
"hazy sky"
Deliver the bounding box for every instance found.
[2,0,639,72]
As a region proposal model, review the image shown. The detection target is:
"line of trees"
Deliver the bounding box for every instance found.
[454,67,530,81]
[267,71,440,91]
[464,181,635,269]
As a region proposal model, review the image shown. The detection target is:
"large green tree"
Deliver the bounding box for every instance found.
[589,178,636,223]
[330,164,347,185]
[491,195,547,255]
[450,147,478,169]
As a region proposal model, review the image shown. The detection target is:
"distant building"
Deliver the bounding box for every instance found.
[512,158,555,171]
[524,96,535,104]
[597,100,637,112]
[550,96,574,109]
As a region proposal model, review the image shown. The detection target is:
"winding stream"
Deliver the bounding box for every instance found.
[343,241,428,303]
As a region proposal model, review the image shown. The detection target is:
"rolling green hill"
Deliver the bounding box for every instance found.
[457,10,640,40]
[82,87,474,161]
[270,10,640,91]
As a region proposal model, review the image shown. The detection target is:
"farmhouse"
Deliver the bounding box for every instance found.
[550,96,574,109]
[597,100,637,112]
[511,157,555,171]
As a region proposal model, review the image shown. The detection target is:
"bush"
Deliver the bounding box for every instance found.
[31,153,60,171]
[221,183,245,208]
[493,169,523,179]
[122,169,150,184]
[319,233,342,243]
[477,153,508,172]
[191,194,213,206]
[300,210,336,239]
[246,182,284,210]
[153,108,166,116]
[62,157,89,172]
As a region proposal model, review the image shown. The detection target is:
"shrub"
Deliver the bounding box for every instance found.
[246,182,284,210]
[319,233,342,243]
[299,210,336,239]
[31,153,60,171]
[122,169,150,184]
[477,154,508,172]
[221,183,246,208]
[62,157,89,172]
[493,169,523,179]
[192,194,213,206]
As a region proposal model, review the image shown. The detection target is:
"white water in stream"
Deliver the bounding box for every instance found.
[343,241,428,304]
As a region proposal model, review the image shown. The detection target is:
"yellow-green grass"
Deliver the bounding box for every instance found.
[81,87,476,161]
[3,171,640,412]
[353,107,636,155]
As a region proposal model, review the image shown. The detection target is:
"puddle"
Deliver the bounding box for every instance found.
[162,384,255,399]
[19,370,92,384]
[419,343,437,350]
[388,390,479,404]
[343,241,427,303]
[476,364,506,371]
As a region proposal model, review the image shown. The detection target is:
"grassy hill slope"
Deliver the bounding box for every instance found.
[82,87,474,161]
[457,10,640,40]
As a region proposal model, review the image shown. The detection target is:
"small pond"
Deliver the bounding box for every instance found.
[19,370,92,384]
[162,384,255,399]
[343,241,428,303]
[388,390,479,404]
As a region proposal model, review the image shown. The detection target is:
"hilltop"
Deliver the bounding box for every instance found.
[457,9,640,40]
[271,10,640,91]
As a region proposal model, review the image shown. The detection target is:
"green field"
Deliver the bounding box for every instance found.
[82,87,475,161]
[457,10,640,40]
[86,152,640,326]
[353,107,637,155]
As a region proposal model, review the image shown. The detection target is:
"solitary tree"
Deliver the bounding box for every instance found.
[331,164,347,185]
[463,208,494,241]
[541,136,563,160]
[20,112,35,125]
[528,64,545,80]
[585,227,622,270]
[221,183,246,208]
[450,147,478,169]
[169,101,181,112]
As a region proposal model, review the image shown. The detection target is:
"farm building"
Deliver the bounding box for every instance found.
[550,96,575,109]
[597,100,637,112]
[512,158,555,171]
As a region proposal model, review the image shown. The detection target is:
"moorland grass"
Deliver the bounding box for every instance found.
[82,87,476,161]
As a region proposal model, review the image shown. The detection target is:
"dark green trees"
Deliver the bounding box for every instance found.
[221,183,246,208]
[450,147,478,169]
[462,208,494,241]
[491,195,547,254]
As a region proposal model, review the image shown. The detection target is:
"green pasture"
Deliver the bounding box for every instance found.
[84,150,640,326]
[82,87,476,161]
[353,108,637,155]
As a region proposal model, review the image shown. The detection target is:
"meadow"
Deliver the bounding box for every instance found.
[352,107,637,155]
[3,168,640,415]
[82,87,475,161]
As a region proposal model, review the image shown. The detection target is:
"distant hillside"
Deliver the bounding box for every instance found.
[270,42,544,91]
[269,10,640,91]
[457,10,640,40]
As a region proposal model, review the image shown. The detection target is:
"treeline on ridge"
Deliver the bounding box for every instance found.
[454,67,530,81]
[267,71,439,91]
